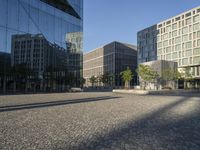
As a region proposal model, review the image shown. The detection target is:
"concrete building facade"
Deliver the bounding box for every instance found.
[138,6,200,79]
[83,41,137,87]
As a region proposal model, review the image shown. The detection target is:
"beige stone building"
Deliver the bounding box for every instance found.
[83,41,137,87]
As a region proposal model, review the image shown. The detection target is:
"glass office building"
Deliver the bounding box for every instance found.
[0,0,83,93]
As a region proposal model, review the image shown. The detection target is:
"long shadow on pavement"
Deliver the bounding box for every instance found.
[0,96,121,113]
[75,96,200,149]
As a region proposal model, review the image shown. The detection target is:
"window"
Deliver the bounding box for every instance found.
[166,26,171,32]
[197,39,200,47]
[163,33,168,40]
[167,20,171,25]
[172,30,177,37]
[157,36,161,42]
[194,48,200,55]
[172,52,178,59]
[186,49,192,57]
[186,41,192,49]
[158,42,162,48]
[194,32,197,39]
[189,33,192,40]
[193,23,200,31]
[186,18,191,25]
[175,36,181,44]
[185,12,191,17]
[193,56,200,64]
[193,15,200,23]
[163,40,168,47]
[176,17,180,21]
[197,31,200,38]
[182,27,188,34]
[172,23,177,30]
[166,47,171,53]
[175,44,181,51]
[166,54,171,60]
[158,49,162,55]
[182,35,188,42]
[182,58,188,65]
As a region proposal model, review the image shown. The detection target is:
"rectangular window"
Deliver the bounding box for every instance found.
[186,49,192,57]
[166,54,171,60]
[193,15,200,23]
[197,39,200,47]
[172,30,177,37]
[182,27,188,34]
[182,58,188,65]
[197,31,200,38]
[163,40,168,47]
[172,23,177,30]
[186,18,191,25]
[186,41,192,49]
[158,42,162,48]
[166,26,171,32]
[185,12,191,17]
[175,44,181,51]
[172,52,178,59]
[163,33,168,40]
[194,56,200,64]
[193,23,200,31]
[194,48,200,55]
[166,46,171,53]
[175,36,181,44]
[158,49,162,55]
[157,36,161,42]
[182,35,188,42]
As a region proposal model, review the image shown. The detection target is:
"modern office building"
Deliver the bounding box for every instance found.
[0,0,83,92]
[138,6,200,78]
[83,41,137,87]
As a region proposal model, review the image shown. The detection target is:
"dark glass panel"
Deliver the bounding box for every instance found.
[0,0,7,27]
[0,27,7,52]
[7,0,19,30]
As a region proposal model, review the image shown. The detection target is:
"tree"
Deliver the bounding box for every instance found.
[136,64,159,90]
[161,69,181,89]
[182,67,194,89]
[120,67,133,89]
[80,77,86,88]
[99,73,113,87]
[89,76,97,87]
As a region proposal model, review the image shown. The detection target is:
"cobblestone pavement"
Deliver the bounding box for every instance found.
[0,92,200,150]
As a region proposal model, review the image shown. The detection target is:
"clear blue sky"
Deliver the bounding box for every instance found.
[83,0,200,52]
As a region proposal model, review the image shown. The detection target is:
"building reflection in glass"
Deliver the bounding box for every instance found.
[0,0,83,93]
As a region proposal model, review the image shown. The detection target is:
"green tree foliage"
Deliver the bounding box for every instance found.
[161,69,182,81]
[120,67,133,89]
[99,73,114,87]
[136,64,159,90]
[80,77,86,88]
[181,67,195,89]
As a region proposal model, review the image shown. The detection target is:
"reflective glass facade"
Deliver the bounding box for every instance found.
[0,0,83,93]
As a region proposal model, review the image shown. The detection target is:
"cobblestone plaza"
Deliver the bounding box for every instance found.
[0,92,200,149]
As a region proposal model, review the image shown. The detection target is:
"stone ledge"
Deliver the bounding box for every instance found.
[112,89,200,95]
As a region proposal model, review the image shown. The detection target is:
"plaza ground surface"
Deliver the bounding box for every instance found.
[0,92,200,150]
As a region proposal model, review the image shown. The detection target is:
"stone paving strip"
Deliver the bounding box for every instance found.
[0,92,200,149]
